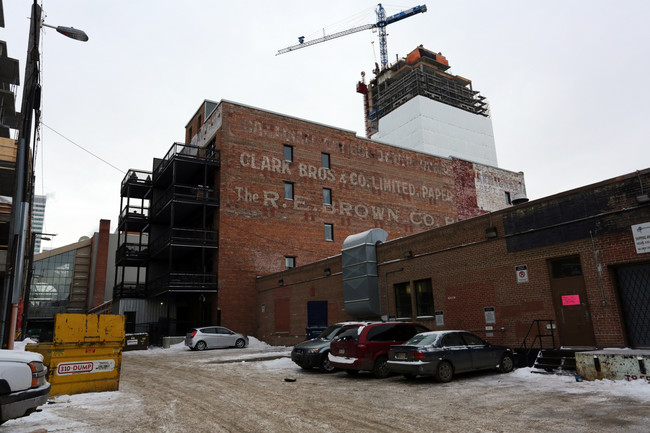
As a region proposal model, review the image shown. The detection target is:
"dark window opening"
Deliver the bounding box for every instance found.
[394,282,412,318]
[551,256,582,278]
[321,152,330,169]
[323,188,332,205]
[414,279,434,316]
[324,223,334,241]
[284,145,293,162]
[284,182,294,200]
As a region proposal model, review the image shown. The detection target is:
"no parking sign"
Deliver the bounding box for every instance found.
[516,265,529,283]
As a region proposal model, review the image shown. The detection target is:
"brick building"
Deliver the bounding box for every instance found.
[114,99,525,340]
[24,219,113,339]
[257,169,650,349]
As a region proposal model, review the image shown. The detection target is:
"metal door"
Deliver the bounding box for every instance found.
[616,263,650,348]
[307,301,328,327]
[549,257,597,347]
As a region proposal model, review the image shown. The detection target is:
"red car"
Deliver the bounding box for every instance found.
[328,322,430,378]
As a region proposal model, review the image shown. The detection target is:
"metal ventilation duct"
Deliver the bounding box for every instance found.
[341,228,388,318]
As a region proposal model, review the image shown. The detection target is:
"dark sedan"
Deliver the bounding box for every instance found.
[387,330,514,382]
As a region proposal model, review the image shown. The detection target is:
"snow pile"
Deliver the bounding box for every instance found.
[12,338,37,351]
[508,367,650,398]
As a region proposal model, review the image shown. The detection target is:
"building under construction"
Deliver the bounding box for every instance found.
[358,46,498,167]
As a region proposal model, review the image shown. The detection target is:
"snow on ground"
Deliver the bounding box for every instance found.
[3,339,649,432]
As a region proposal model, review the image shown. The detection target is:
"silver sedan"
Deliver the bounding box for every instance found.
[185,326,248,351]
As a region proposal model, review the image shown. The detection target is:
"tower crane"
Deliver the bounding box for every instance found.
[276,3,427,70]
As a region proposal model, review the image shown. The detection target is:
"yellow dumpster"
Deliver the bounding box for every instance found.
[26,313,125,396]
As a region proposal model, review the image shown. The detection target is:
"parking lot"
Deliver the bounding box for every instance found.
[4,341,650,432]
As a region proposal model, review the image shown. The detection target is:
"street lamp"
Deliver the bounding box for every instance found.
[1,0,88,349]
[41,23,89,42]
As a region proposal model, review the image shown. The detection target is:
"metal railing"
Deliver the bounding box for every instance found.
[153,143,220,179]
[148,272,218,297]
[120,204,150,220]
[121,169,152,191]
[115,242,149,263]
[519,319,557,366]
[149,184,219,217]
[113,281,147,299]
[148,227,218,258]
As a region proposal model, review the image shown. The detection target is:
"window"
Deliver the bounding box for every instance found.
[323,188,332,205]
[394,282,412,318]
[321,152,330,169]
[125,311,136,334]
[505,191,512,205]
[285,256,296,269]
[284,182,294,200]
[461,332,486,346]
[551,256,582,278]
[324,223,334,241]
[367,324,397,341]
[442,333,465,347]
[414,279,434,317]
[284,145,293,162]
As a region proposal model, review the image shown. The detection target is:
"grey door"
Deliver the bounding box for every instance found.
[616,263,650,348]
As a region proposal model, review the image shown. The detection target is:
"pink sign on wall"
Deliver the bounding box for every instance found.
[562,295,580,306]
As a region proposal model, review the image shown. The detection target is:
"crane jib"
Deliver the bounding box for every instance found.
[383,5,427,26]
[276,3,427,65]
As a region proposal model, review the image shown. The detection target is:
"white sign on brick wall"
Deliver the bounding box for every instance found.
[632,222,650,254]
[516,265,529,283]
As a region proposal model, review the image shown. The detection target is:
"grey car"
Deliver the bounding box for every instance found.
[387,330,514,382]
[291,323,358,372]
[185,326,248,351]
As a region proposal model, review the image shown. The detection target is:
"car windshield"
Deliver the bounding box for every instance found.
[318,325,342,340]
[404,332,442,347]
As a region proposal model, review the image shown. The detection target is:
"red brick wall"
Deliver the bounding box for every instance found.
[257,169,650,347]
[206,101,524,337]
[91,219,111,309]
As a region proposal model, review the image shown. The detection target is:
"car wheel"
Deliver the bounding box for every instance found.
[320,352,337,373]
[195,341,207,351]
[434,361,454,383]
[373,356,391,379]
[499,354,514,373]
[235,338,246,348]
[345,369,359,376]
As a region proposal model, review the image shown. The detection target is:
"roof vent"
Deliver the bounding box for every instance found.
[512,192,529,205]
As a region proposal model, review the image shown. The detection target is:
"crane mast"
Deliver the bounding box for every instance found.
[276,3,427,70]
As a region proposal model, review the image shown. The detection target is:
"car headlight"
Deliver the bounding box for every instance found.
[309,348,320,353]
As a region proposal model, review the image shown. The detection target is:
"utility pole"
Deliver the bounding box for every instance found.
[1,0,42,349]
[0,1,88,348]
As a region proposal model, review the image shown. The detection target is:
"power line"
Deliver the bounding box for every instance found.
[40,122,126,174]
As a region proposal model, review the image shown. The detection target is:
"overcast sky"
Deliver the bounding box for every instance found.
[3,1,649,248]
